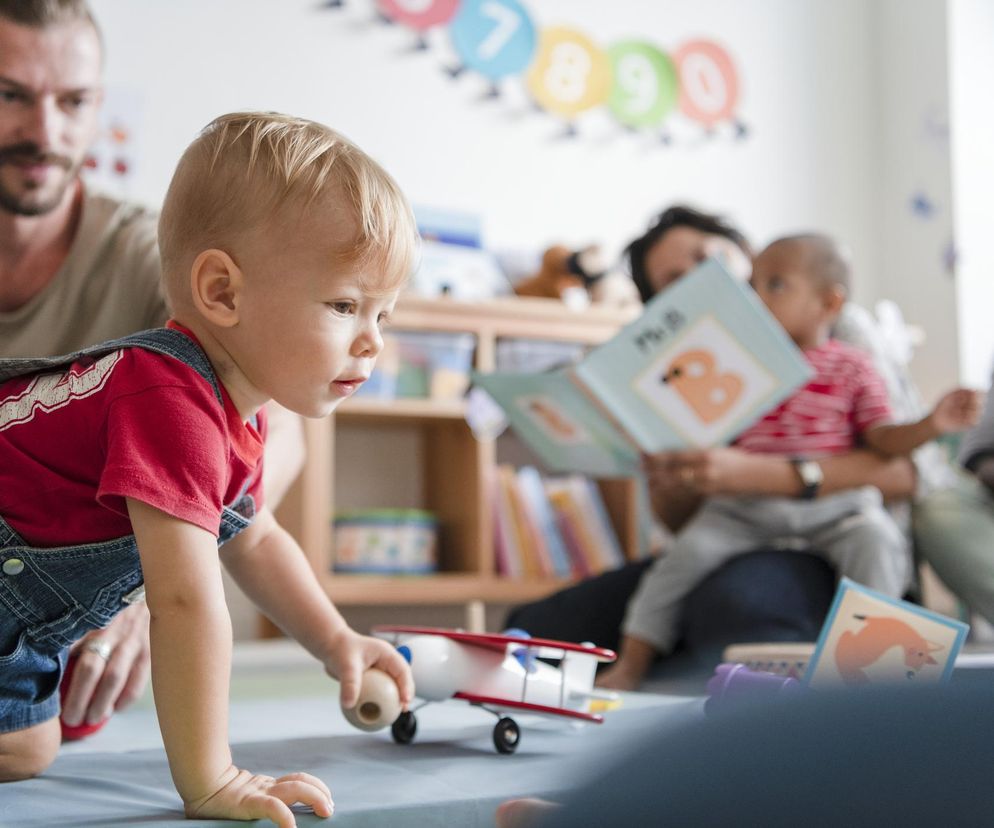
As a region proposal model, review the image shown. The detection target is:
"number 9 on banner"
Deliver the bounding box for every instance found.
[525,27,611,118]
[606,41,678,129]
[672,39,740,128]
[449,0,537,80]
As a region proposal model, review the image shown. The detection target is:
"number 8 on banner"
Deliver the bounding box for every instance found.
[525,27,611,119]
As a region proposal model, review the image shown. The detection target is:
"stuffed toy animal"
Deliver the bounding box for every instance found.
[514,245,641,309]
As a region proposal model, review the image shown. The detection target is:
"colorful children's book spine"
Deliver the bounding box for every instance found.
[573,476,626,570]
[544,488,593,578]
[565,474,624,571]
[516,466,573,578]
[498,465,541,578]
[511,468,556,578]
[492,466,523,578]
[544,479,604,576]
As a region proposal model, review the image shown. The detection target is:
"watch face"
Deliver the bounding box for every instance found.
[799,461,823,487]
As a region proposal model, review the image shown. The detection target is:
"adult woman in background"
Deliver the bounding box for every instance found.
[508,205,921,674]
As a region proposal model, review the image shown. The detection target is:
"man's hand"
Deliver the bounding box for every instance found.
[185,766,334,828]
[930,388,983,434]
[62,601,151,727]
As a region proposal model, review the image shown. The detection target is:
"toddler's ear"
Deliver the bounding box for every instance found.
[190,249,243,327]
[823,284,847,316]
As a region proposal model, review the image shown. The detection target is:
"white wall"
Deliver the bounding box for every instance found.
[90,1,879,269]
[872,0,960,401]
[88,0,976,400]
[82,0,987,637]
[949,0,994,389]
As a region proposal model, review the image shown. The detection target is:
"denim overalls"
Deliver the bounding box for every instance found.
[0,329,256,732]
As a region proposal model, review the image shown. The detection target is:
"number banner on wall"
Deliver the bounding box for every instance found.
[323,0,749,145]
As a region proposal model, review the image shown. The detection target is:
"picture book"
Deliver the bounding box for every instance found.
[474,259,814,476]
[804,578,969,689]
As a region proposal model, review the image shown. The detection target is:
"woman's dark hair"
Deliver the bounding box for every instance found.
[625,205,752,302]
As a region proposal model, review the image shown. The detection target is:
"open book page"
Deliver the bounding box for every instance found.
[473,368,639,476]
[574,259,813,452]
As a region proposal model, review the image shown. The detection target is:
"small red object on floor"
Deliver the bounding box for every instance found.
[59,654,109,741]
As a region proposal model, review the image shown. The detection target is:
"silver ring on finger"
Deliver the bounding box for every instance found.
[84,638,114,662]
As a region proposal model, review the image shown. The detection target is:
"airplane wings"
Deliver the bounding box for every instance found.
[373,625,617,662]
[453,692,605,723]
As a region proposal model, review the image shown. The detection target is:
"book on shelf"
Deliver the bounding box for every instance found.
[495,465,537,578]
[516,465,573,578]
[492,465,624,580]
[474,259,813,476]
[492,468,523,579]
[544,476,625,573]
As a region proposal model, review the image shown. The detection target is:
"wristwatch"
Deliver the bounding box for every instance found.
[791,458,824,500]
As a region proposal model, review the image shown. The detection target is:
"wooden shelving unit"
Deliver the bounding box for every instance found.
[275,294,640,620]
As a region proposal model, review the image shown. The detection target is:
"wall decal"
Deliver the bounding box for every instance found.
[319,0,749,147]
[377,0,461,50]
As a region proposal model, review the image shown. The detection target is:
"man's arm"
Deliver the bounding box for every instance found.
[127,498,333,825]
[219,508,414,709]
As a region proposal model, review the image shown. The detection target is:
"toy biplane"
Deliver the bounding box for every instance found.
[370,625,618,754]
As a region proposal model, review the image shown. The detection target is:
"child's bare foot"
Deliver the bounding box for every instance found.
[595,664,643,691]
[495,797,561,828]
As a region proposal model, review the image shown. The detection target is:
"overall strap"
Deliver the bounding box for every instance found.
[0,328,223,405]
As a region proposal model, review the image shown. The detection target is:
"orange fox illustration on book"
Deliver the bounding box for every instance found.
[661,348,744,424]
[834,615,944,685]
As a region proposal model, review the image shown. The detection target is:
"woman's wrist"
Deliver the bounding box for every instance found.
[726,452,801,497]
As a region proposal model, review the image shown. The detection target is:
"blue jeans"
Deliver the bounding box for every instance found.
[0,328,254,733]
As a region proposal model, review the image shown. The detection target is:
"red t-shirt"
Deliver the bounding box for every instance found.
[0,323,265,547]
[733,339,892,457]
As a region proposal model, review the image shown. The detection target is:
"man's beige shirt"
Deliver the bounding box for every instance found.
[0,189,167,358]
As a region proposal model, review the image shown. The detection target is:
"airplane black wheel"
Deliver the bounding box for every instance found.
[493,717,520,754]
[391,711,417,745]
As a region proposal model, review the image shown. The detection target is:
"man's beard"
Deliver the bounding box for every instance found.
[0,142,77,217]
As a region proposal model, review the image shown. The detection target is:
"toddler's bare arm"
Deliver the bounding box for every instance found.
[220,508,414,709]
[127,498,334,826]
[865,388,982,457]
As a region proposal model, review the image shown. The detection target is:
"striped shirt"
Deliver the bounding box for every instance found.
[734,339,893,457]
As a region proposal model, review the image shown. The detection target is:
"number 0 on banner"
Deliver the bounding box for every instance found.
[525,27,611,118]
[672,39,740,128]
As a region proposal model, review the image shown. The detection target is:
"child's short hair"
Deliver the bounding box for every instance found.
[768,233,851,295]
[158,112,418,307]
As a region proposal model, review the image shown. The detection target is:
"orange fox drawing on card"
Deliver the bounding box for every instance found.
[661,349,743,424]
[834,614,944,684]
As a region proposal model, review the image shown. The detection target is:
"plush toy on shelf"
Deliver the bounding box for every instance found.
[513,244,641,310]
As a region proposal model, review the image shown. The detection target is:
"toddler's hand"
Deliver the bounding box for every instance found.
[184,766,333,827]
[931,388,983,433]
[324,628,415,711]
